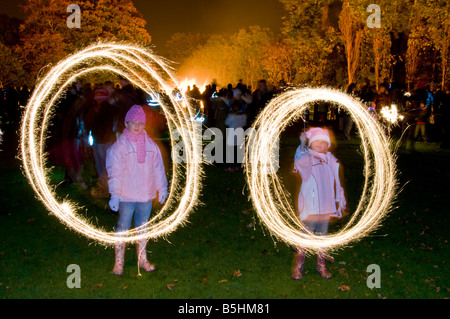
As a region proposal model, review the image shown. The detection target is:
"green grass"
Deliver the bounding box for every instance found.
[0,125,449,299]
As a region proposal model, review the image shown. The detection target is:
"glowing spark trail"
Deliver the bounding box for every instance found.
[380,104,399,124]
[21,42,203,245]
[245,88,397,253]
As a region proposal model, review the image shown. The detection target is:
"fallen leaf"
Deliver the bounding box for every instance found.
[97,283,103,288]
[246,222,253,228]
[338,284,350,291]
[27,218,36,223]
[202,278,207,284]
[234,270,242,277]
[283,292,287,298]
[167,283,175,290]
[173,279,179,283]
[218,279,228,284]
[122,285,128,290]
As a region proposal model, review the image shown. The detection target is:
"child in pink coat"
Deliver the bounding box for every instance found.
[106,105,168,275]
[292,127,346,280]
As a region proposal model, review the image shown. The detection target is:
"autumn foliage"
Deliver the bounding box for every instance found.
[0,0,448,90]
[1,0,152,86]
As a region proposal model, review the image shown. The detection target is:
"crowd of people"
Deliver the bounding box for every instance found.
[339,80,450,148]
[1,77,450,195]
[0,84,31,125]
[187,78,450,149]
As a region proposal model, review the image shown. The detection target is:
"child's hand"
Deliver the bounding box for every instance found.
[336,202,348,217]
[340,199,348,215]
[158,191,168,205]
[109,197,120,212]
[331,202,347,218]
[300,132,307,145]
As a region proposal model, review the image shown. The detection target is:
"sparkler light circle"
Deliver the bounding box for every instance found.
[245,88,397,253]
[21,43,203,245]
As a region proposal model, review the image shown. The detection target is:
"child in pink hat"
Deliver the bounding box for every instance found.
[106,104,168,275]
[291,127,347,280]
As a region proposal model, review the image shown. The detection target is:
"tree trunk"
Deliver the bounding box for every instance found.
[339,2,363,87]
[443,56,447,90]
[441,30,449,90]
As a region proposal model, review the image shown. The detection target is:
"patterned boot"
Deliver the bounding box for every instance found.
[316,251,332,279]
[292,249,306,280]
[137,239,156,272]
[112,242,125,275]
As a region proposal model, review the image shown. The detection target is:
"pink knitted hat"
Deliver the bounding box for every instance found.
[125,105,146,124]
[306,127,331,148]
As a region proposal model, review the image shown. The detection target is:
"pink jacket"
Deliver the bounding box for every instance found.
[294,148,346,221]
[106,132,168,202]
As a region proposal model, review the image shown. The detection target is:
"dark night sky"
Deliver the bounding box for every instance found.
[0,0,286,55]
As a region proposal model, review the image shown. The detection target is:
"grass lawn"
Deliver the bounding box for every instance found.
[0,122,448,299]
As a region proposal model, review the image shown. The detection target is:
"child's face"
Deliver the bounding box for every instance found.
[310,139,329,154]
[126,121,145,135]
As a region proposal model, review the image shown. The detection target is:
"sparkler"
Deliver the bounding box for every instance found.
[146,92,161,107]
[245,88,397,253]
[20,42,203,245]
[380,104,400,124]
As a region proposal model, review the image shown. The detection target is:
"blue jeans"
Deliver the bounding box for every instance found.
[302,218,329,236]
[116,201,152,234]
